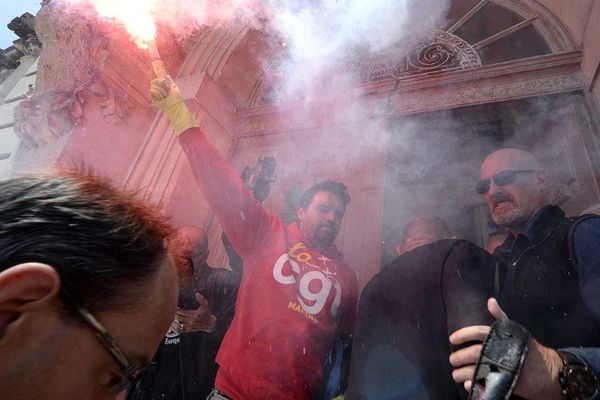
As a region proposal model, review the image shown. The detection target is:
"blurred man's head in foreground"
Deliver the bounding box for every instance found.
[0,169,179,400]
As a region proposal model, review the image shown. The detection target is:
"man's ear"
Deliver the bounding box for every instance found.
[0,263,61,342]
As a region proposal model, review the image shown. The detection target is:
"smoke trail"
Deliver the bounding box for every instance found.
[266,0,451,100]
[59,0,269,46]
[153,0,269,39]
[57,0,451,101]
[34,0,592,264]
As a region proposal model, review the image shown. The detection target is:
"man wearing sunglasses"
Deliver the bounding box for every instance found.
[449,148,600,400]
[0,169,179,400]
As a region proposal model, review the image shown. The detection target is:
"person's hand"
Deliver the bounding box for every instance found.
[150,76,179,106]
[448,297,506,390]
[172,293,217,334]
[448,298,563,399]
[149,75,198,134]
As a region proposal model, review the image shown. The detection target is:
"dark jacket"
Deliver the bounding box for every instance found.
[345,240,494,400]
[126,263,240,400]
[494,205,600,348]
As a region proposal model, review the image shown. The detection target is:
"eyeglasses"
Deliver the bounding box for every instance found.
[475,170,536,194]
[60,288,142,395]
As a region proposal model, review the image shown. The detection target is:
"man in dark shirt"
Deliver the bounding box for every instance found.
[450,148,600,400]
[127,226,239,400]
[346,216,494,400]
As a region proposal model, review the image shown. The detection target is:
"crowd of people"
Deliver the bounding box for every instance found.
[1,77,599,400]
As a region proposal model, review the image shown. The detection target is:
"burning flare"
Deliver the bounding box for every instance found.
[65,0,165,77]
[147,41,166,79]
[66,0,158,46]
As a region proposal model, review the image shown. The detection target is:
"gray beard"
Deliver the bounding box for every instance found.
[492,205,527,227]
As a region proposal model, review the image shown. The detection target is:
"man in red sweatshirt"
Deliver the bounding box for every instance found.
[151,77,358,400]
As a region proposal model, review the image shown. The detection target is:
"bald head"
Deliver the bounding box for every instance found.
[481,148,540,175]
[479,148,547,235]
[176,225,209,267]
[397,216,453,255]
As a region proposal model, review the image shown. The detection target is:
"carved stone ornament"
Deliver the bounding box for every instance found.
[8,13,42,57]
[347,30,482,83]
[14,0,135,148]
[14,89,84,149]
[257,30,482,105]
[386,75,580,116]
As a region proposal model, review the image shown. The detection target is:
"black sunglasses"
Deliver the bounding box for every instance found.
[61,288,142,395]
[475,169,536,194]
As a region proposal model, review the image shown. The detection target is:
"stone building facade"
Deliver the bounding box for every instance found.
[7,0,600,289]
[0,13,40,179]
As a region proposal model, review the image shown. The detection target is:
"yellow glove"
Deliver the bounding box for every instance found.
[150,75,199,135]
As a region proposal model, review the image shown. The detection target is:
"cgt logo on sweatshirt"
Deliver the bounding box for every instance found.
[272,242,342,318]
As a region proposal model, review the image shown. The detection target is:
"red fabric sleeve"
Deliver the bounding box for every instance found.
[178,127,281,257]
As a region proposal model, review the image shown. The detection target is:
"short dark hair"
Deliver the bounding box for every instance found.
[0,169,174,319]
[299,180,350,210]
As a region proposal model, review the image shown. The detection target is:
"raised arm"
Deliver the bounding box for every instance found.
[151,78,280,257]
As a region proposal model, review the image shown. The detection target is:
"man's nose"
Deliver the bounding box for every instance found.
[488,179,503,195]
[324,211,336,222]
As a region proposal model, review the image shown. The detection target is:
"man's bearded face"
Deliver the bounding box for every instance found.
[298,191,346,249]
[479,150,543,232]
[489,191,528,227]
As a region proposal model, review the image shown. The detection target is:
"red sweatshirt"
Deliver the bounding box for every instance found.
[179,128,358,400]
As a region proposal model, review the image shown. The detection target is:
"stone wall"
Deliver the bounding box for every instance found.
[537,0,600,105]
